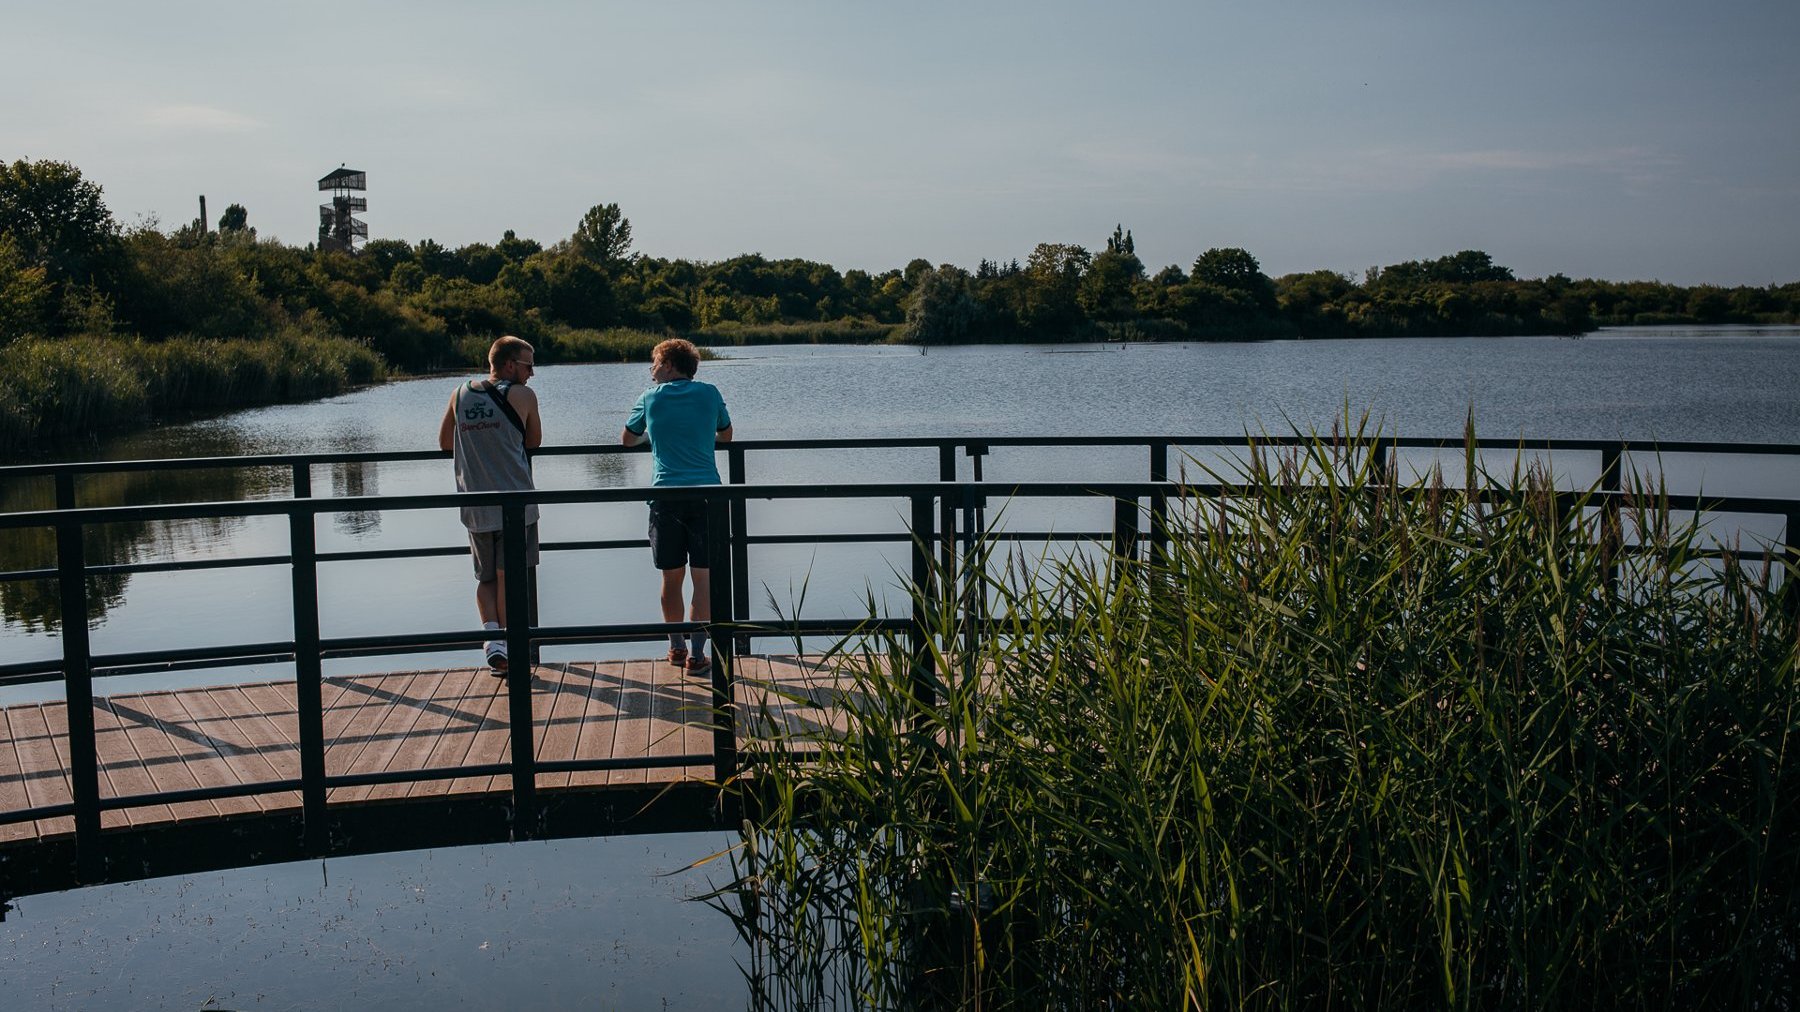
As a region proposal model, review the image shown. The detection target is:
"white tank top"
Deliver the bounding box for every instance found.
[450,379,537,533]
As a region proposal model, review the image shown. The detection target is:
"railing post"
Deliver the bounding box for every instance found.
[1149,441,1170,568]
[1113,495,1140,585]
[961,446,990,680]
[54,473,102,880]
[1601,443,1623,595]
[728,446,751,654]
[910,494,939,714]
[501,500,537,839]
[1785,509,1800,629]
[938,444,957,606]
[289,464,327,852]
[707,494,738,785]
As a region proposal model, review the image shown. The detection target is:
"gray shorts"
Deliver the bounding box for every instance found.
[469,524,539,582]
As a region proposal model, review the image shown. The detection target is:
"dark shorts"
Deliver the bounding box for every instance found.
[469,524,539,582]
[648,501,709,571]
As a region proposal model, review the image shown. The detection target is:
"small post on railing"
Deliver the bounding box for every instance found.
[910,494,939,714]
[288,464,328,852]
[1601,443,1623,595]
[938,444,957,601]
[1784,509,1800,629]
[501,500,537,839]
[728,446,751,653]
[1112,496,1140,586]
[54,473,102,879]
[1149,441,1170,568]
[707,494,737,785]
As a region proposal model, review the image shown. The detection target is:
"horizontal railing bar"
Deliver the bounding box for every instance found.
[534,755,712,774]
[0,802,76,826]
[325,764,513,790]
[8,435,1800,482]
[0,754,727,826]
[87,640,298,672]
[6,481,1800,532]
[100,778,307,812]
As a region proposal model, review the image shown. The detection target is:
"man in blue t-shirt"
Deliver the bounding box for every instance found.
[622,339,734,674]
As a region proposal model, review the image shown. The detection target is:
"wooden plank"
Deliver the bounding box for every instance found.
[471,658,557,796]
[646,654,695,784]
[91,697,173,829]
[532,663,590,791]
[0,705,50,843]
[407,668,506,798]
[197,682,328,806]
[101,692,217,823]
[334,669,454,804]
[12,703,76,838]
[323,671,424,802]
[130,690,261,818]
[604,659,657,786]
[566,661,624,789]
[379,667,487,800]
[236,682,303,779]
[36,699,86,834]
[444,670,512,797]
[206,685,302,811]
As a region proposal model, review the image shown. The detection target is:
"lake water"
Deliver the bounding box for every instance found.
[5,325,1800,1006]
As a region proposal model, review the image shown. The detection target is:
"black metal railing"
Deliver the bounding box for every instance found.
[3,435,1799,878]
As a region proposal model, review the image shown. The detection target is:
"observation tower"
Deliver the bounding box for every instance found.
[317,165,367,253]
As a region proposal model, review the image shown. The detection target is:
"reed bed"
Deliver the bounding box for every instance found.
[0,332,385,455]
[713,432,1800,1009]
[692,319,903,346]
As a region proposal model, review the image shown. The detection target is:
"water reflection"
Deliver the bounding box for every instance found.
[0,430,285,631]
[583,450,632,487]
[330,454,382,537]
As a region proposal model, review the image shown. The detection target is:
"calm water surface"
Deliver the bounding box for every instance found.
[5,326,1800,1006]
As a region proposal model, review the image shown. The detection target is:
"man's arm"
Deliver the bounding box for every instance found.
[621,427,646,447]
[506,384,543,450]
[437,391,457,452]
[715,425,733,443]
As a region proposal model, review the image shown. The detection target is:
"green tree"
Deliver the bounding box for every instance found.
[1021,243,1091,334]
[217,203,249,232]
[902,264,981,344]
[496,229,542,265]
[1080,225,1145,321]
[0,158,121,320]
[0,235,50,342]
[1191,247,1276,311]
[572,203,633,269]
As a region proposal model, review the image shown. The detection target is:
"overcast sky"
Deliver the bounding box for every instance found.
[4,1,1797,285]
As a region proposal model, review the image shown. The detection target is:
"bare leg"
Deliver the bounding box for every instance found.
[476,577,501,626]
[660,567,687,624]
[689,567,711,623]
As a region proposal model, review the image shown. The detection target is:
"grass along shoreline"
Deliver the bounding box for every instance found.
[0,325,695,457]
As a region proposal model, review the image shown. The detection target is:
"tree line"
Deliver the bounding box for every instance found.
[4,158,1799,371]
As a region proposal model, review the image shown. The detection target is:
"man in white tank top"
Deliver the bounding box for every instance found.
[437,336,542,673]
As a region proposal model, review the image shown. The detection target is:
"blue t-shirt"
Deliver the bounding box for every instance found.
[625,378,732,486]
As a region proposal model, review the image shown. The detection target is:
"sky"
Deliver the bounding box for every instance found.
[3,1,1797,286]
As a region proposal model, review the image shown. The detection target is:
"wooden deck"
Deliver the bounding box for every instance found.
[1,654,852,846]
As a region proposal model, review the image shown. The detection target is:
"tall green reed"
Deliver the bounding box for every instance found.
[713,429,1799,1009]
[0,331,385,454]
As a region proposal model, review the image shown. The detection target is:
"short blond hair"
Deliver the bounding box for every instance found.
[488,335,533,373]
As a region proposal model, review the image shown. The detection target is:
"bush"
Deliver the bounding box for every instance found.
[692,318,901,345]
